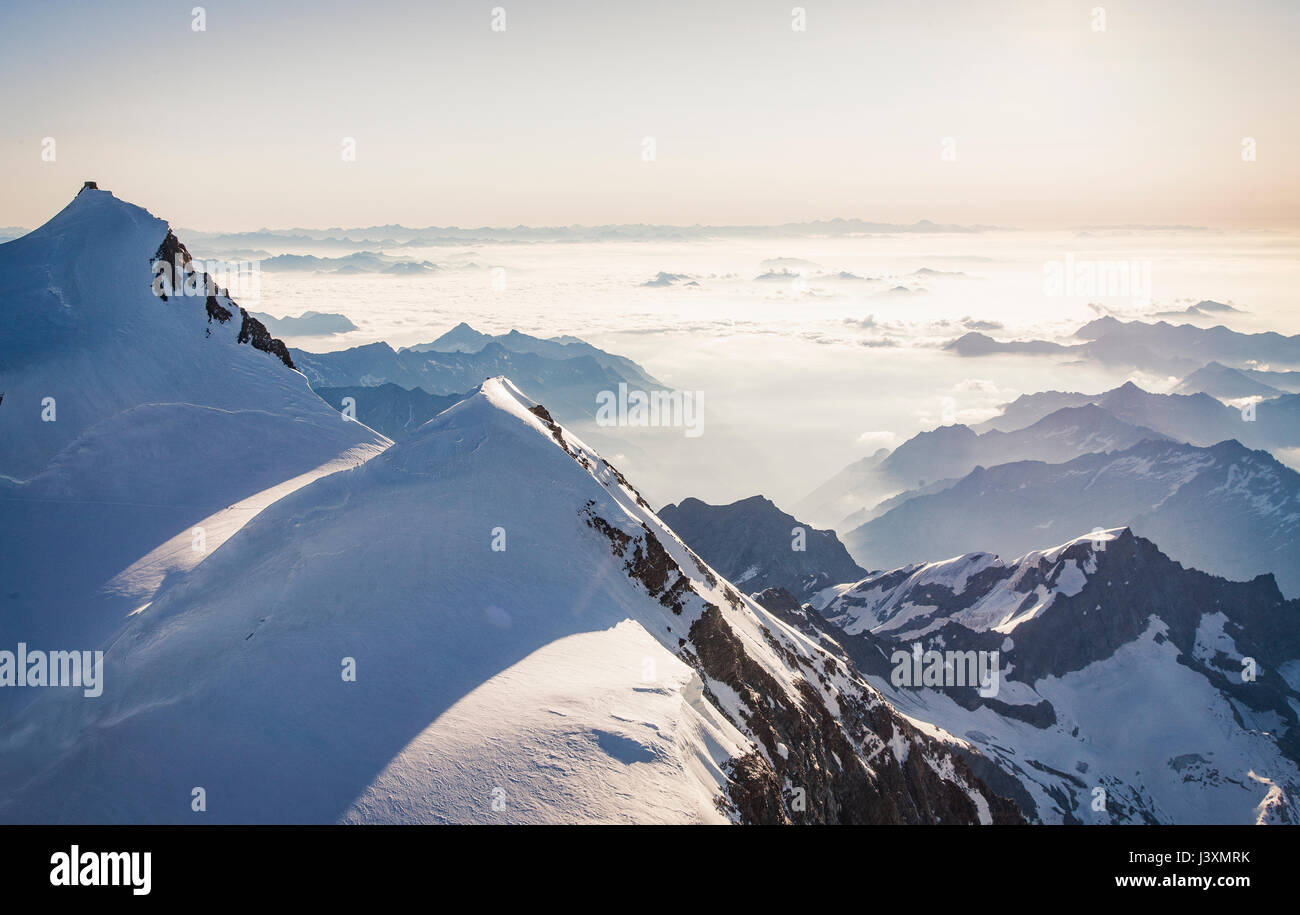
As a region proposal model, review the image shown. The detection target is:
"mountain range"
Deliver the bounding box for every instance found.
[177,217,997,255]
[290,327,659,425]
[841,437,1300,598]
[796,399,1171,529]
[972,380,1300,451]
[949,317,1300,377]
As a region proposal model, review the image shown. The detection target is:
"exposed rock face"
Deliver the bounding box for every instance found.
[237,310,294,368]
[687,603,1021,824]
[150,230,294,369]
[659,495,866,600]
[576,477,1023,823]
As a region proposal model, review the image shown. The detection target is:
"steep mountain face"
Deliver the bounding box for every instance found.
[843,437,1300,598]
[291,338,652,424]
[657,496,866,600]
[314,383,468,440]
[0,188,388,658]
[0,379,1019,825]
[796,402,1168,529]
[812,529,1300,824]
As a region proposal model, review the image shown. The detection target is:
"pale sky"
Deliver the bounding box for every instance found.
[1,0,1296,230]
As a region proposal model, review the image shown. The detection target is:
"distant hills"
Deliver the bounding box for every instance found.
[949,317,1300,377]
[842,437,1300,598]
[292,324,660,425]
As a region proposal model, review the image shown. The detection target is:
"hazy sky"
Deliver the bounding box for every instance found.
[1,0,1297,230]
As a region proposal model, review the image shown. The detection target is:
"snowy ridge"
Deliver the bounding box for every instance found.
[0,377,1017,824]
[0,188,388,661]
[816,528,1123,640]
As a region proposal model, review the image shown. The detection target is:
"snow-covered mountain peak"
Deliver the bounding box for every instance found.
[0,374,1020,824]
[810,525,1300,823]
[816,526,1134,639]
[1027,525,1127,564]
[0,189,389,656]
[21,186,165,250]
[0,187,366,480]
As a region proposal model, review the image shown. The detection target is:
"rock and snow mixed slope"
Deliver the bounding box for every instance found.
[0,188,387,657]
[813,528,1300,824]
[0,378,1019,824]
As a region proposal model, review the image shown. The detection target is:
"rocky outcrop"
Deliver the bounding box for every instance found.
[237,310,294,368]
[576,485,1023,823]
[150,230,294,369]
[659,495,866,600]
[687,601,1020,823]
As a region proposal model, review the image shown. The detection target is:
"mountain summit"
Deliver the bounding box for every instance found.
[0,186,364,479]
[0,188,388,657]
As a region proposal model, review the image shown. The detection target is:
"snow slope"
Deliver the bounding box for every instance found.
[0,378,1015,824]
[0,188,379,478]
[0,188,388,665]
